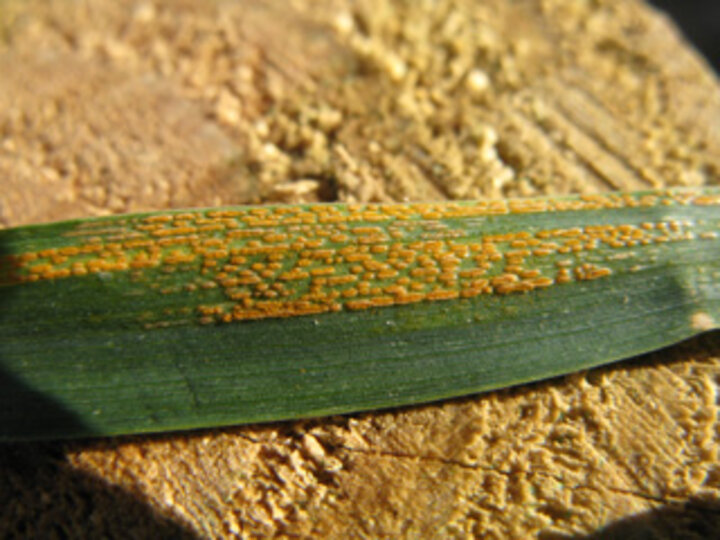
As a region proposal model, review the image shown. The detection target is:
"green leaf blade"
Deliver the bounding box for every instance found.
[1,189,718,440]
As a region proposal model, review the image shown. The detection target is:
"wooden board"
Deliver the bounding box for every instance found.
[1,0,719,537]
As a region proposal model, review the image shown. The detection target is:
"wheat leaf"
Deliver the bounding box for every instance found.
[1,188,718,440]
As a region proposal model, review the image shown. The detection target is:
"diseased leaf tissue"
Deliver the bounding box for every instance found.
[1,188,718,440]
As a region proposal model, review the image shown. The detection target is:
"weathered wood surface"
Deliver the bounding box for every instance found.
[1,0,719,537]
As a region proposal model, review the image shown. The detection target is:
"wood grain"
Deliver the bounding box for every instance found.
[1,0,719,537]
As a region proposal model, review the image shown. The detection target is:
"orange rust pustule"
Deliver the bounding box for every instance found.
[4,190,719,324]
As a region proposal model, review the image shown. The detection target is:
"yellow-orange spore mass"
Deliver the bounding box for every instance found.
[4,191,719,325]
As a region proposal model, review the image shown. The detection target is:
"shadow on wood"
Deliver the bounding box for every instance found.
[0,440,199,538]
[541,496,720,540]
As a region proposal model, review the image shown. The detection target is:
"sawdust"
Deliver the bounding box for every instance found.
[1,0,719,538]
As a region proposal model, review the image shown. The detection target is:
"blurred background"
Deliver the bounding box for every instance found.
[649,0,720,72]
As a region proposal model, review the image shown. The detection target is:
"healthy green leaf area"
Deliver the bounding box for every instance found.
[1,189,719,441]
